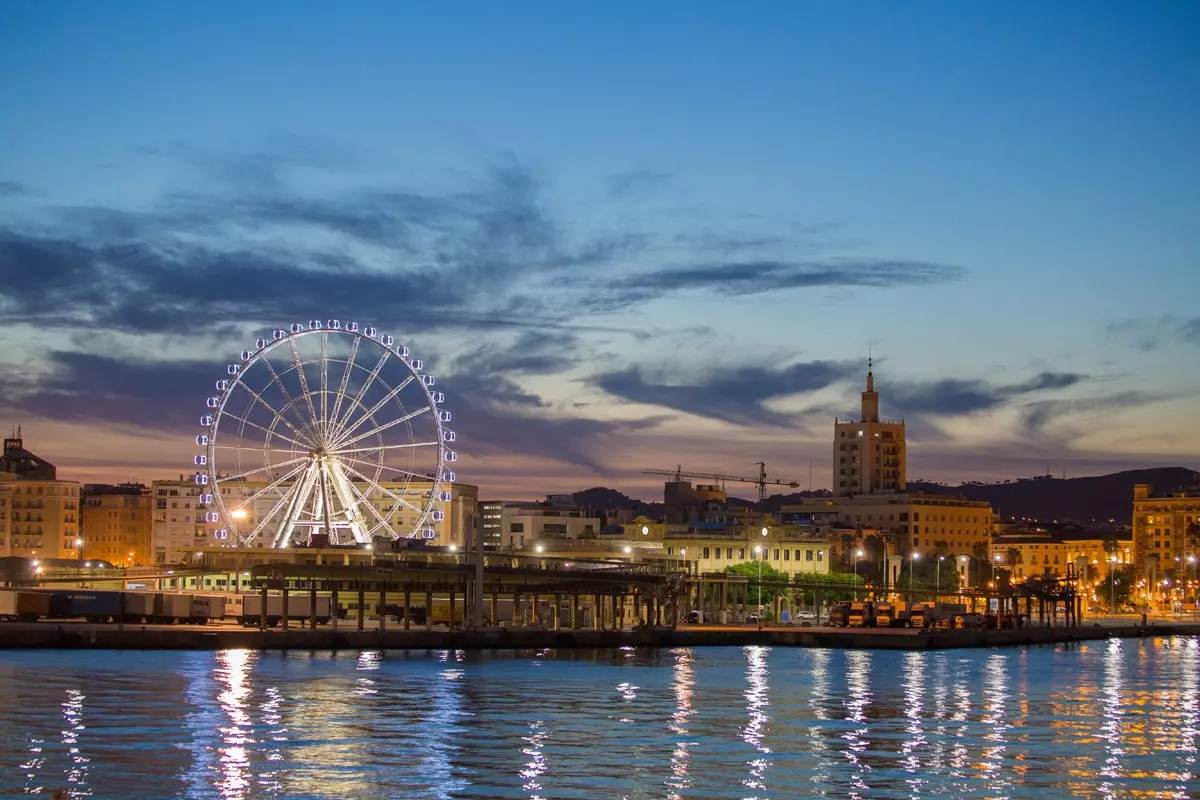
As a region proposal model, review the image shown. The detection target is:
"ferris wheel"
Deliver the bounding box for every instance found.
[193,320,456,548]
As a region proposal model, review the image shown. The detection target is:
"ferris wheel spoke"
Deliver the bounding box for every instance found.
[331,374,415,446]
[233,380,310,443]
[332,441,439,456]
[259,355,313,438]
[334,467,394,539]
[214,454,311,485]
[288,337,322,434]
[331,351,389,433]
[327,459,380,542]
[337,451,438,488]
[243,477,307,544]
[319,332,330,439]
[211,444,310,455]
[327,337,360,437]
[223,412,311,452]
[335,404,432,451]
[339,459,426,516]
[222,460,311,515]
[272,462,321,548]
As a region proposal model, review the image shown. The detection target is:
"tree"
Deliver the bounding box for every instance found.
[1186,521,1200,555]
[934,540,950,557]
[1005,547,1022,566]
[723,561,790,608]
[971,541,989,586]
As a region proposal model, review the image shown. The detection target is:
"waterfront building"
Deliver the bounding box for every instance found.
[623,521,835,578]
[991,523,1133,582]
[152,475,479,564]
[779,493,993,558]
[0,429,57,480]
[1132,480,1200,568]
[81,483,153,567]
[833,361,906,497]
[0,472,82,560]
[481,498,601,550]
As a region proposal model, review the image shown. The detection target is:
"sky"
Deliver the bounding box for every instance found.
[1,1,1198,501]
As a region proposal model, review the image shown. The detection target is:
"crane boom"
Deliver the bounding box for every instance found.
[643,462,801,502]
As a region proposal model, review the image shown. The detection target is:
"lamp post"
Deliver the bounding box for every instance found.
[959,555,969,594]
[75,537,84,560]
[854,549,864,600]
[753,545,763,615]
[936,555,944,597]
[909,551,919,597]
[1189,555,1197,618]
[1109,555,1117,614]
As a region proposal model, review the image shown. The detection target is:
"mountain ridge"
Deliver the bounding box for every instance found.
[570,466,1199,524]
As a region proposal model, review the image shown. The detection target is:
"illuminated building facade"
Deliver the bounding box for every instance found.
[833,361,906,497]
[623,521,835,577]
[81,484,153,567]
[0,472,81,559]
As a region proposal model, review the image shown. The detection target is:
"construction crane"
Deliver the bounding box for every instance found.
[643,462,801,502]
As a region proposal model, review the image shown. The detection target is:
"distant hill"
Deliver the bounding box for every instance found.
[571,487,662,517]
[908,467,1199,524]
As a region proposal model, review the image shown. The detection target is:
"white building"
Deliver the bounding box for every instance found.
[481,500,601,550]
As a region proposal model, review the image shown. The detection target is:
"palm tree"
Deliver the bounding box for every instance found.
[1005,546,1022,566]
[971,541,989,586]
[934,540,950,558]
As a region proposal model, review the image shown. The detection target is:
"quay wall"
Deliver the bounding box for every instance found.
[1,623,1198,651]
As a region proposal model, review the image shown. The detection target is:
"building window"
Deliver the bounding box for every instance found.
[739,548,745,559]
[784,550,790,561]
[805,550,814,561]
[510,523,524,533]
[703,547,710,558]
[773,548,780,560]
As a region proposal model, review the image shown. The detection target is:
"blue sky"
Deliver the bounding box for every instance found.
[1,1,1198,499]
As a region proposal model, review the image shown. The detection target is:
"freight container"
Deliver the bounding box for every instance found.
[121,592,157,621]
[0,589,52,621]
[240,594,332,627]
[48,590,123,622]
[224,595,244,619]
[190,595,226,623]
[153,593,194,623]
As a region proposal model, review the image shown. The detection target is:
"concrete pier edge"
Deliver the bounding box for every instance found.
[2,623,1198,651]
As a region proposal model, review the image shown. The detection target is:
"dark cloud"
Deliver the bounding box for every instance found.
[886,371,1088,417]
[593,360,862,425]
[455,330,587,378]
[0,180,28,197]
[1018,390,1174,437]
[1183,317,1200,344]
[621,259,963,296]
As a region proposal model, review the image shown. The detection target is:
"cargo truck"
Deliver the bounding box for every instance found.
[847,601,876,628]
[48,590,124,623]
[827,600,852,627]
[875,601,911,628]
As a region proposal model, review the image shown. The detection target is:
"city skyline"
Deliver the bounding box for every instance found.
[2,3,1198,499]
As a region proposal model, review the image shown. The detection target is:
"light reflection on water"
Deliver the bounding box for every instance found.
[1,640,1199,798]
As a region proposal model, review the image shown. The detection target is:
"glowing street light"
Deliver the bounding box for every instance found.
[854,548,864,600]
[754,544,764,614]
[1109,555,1118,612]
[909,551,919,596]
[231,508,248,520]
[936,555,945,596]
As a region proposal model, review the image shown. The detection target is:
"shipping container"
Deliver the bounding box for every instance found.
[190,595,226,623]
[0,589,52,621]
[122,592,157,621]
[154,593,193,623]
[240,594,332,627]
[48,590,123,622]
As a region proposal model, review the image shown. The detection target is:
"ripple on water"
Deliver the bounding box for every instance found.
[0,640,1198,798]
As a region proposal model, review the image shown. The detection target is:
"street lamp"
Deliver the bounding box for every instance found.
[854,549,864,600]
[75,537,84,559]
[1109,555,1118,613]
[754,544,764,614]
[936,555,945,597]
[959,555,969,593]
[909,551,919,596]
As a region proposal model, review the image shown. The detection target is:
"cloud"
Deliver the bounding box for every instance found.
[593,360,862,425]
[1106,315,1200,351]
[0,180,28,197]
[606,168,672,197]
[1018,390,1174,437]
[619,258,963,297]
[885,371,1088,417]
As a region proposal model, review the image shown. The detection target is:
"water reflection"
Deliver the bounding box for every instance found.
[842,649,872,798]
[665,647,696,799]
[215,648,255,799]
[900,652,927,794]
[1,641,1200,798]
[741,645,772,798]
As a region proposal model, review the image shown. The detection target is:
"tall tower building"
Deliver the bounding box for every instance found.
[833,360,906,496]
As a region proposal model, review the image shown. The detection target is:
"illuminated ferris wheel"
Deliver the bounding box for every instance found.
[193,320,456,548]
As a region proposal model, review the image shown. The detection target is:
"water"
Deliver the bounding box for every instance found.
[0,639,1197,799]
